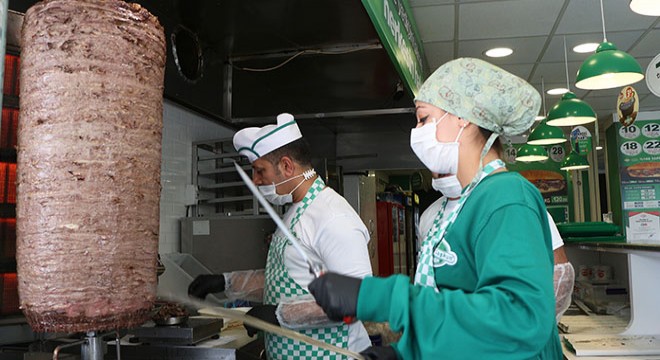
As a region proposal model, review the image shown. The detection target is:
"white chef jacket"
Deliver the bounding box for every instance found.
[418,196,564,250]
[282,185,373,352]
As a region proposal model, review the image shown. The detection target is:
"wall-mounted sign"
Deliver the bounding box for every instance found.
[570,126,592,154]
[645,53,660,98]
[617,86,639,126]
[362,0,427,97]
[615,117,660,243]
[508,142,570,222]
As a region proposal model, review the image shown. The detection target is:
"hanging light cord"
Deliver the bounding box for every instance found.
[599,0,608,42]
[563,36,570,91]
[541,77,547,115]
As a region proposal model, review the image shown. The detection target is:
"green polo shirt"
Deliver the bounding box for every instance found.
[357,171,562,359]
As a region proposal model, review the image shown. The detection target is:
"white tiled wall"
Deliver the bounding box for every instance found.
[159,100,234,254]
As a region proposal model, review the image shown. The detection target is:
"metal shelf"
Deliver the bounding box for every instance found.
[198,181,245,190]
[199,195,253,204]
[191,138,282,217]
[197,164,251,176]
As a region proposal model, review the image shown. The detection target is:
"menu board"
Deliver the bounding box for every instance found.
[615,118,660,243]
[504,143,570,223]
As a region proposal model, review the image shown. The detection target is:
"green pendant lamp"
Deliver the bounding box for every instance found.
[560,150,590,171]
[546,92,597,126]
[528,120,567,145]
[515,143,548,162]
[546,37,597,127]
[575,0,644,90]
[528,78,567,145]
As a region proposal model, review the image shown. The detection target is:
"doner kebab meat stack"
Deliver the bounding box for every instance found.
[17,0,165,332]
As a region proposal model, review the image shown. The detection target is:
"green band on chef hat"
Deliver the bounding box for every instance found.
[233,113,303,163]
[415,58,541,137]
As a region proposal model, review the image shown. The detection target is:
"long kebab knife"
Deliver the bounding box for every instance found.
[233,161,324,277]
[233,162,357,325]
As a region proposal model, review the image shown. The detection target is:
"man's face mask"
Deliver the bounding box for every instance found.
[258,168,316,205]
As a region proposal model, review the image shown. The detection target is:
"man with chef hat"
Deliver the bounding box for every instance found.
[189,113,373,359]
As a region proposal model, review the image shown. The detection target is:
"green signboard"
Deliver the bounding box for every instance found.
[570,126,592,154]
[613,118,660,243]
[505,143,571,223]
[362,0,428,97]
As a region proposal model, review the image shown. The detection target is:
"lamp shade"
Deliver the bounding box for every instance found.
[515,144,548,162]
[630,0,660,16]
[546,92,596,127]
[560,150,590,170]
[527,120,567,145]
[575,41,644,90]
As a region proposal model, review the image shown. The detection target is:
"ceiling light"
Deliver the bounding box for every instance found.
[596,146,603,150]
[560,150,590,171]
[528,120,567,145]
[546,92,597,126]
[573,43,599,54]
[547,88,569,95]
[630,0,660,16]
[575,0,644,90]
[515,144,549,162]
[485,47,513,58]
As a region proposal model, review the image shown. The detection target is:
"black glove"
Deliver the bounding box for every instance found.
[188,274,225,299]
[308,272,362,322]
[360,346,399,360]
[244,304,279,337]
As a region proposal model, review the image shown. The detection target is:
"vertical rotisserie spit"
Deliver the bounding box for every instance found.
[17,0,165,332]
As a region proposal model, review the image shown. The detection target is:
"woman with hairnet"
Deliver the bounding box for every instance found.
[309,58,563,359]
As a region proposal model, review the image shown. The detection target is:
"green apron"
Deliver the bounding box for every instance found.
[263,177,349,360]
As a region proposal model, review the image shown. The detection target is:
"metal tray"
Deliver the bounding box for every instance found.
[153,315,188,326]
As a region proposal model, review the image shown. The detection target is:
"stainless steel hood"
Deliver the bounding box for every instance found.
[9,0,414,129]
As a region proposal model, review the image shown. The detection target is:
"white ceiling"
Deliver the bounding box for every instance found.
[409,0,660,147]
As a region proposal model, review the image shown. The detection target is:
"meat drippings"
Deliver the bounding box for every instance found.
[17,0,165,332]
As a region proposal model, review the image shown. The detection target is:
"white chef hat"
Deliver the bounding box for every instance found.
[233,113,303,163]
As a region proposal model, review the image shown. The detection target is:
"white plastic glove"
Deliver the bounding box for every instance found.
[276,294,343,330]
[223,269,265,303]
[554,262,575,323]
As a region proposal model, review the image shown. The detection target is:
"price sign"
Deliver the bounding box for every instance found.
[621,141,642,156]
[642,123,660,139]
[645,53,660,98]
[504,145,517,164]
[549,144,566,163]
[643,140,660,156]
[620,124,640,139]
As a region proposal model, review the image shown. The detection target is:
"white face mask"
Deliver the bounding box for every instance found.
[258,169,316,205]
[410,112,465,175]
[431,175,463,198]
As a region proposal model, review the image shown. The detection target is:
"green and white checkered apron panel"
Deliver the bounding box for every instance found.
[414,159,505,290]
[263,177,349,360]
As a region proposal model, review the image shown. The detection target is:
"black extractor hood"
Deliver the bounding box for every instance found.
[9,0,413,128]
